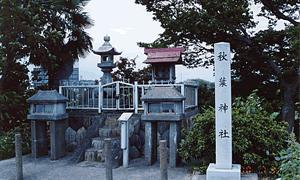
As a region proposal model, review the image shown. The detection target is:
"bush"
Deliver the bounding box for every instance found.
[197,83,214,114]
[275,132,300,180]
[0,126,31,160]
[178,89,289,176]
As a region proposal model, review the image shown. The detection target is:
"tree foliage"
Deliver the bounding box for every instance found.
[275,132,300,179]
[112,56,152,84]
[0,0,93,132]
[0,0,93,93]
[135,0,299,133]
[179,90,289,176]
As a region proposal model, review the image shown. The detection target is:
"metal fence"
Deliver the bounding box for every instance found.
[59,81,198,113]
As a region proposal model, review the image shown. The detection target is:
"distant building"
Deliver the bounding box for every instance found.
[32,67,80,88]
[67,68,79,82]
[60,79,97,86]
[32,67,48,88]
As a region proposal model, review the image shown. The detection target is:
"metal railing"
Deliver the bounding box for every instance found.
[59,85,99,110]
[59,81,198,113]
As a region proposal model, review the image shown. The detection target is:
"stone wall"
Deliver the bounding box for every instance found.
[65,110,104,153]
[65,109,200,162]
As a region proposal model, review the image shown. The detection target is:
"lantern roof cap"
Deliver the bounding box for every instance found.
[92,35,122,55]
[26,90,69,103]
[141,87,185,102]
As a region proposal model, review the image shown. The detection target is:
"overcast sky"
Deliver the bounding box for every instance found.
[28,0,284,83]
[75,0,215,83]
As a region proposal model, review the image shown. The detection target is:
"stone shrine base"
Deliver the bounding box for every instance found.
[206,163,241,180]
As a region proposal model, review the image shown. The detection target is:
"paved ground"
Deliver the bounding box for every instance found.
[0,152,258,180]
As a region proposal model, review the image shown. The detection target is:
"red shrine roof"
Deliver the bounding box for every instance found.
[143,47,185,64]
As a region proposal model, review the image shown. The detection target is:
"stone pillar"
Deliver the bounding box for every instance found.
[206,42,241,180]
[50,119,68,160]
[101,68,114,85]
[105,138,112,180]
[169,121,181,167]
[31,120,48,158]
[15,134,23,180]
[145,121,157,165]
[160,140,168,180]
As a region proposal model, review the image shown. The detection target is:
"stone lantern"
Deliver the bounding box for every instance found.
[27,90,69,160]
[144,47,185,84]
[141,86,185,167]
[92,35,122,85]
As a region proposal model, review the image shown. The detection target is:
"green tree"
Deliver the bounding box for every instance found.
[0,0,93,93]
[0,0,93,132]
[135,0,299,133]
[112,56,152,84]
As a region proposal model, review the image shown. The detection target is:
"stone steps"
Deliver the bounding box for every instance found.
[84,114,122,164]
[91,136,121,149]
[98,126,120,137]
[85,137,121,162]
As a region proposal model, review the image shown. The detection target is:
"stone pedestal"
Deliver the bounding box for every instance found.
[145,121,157,165]
[169,121,181,167]
[31,120,48,158]
[206,163,241,180]
[50,119,68,160]
[145,121,182,167]
[99,67,114,85]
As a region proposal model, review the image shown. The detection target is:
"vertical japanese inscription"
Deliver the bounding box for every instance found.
[215,42,232,169]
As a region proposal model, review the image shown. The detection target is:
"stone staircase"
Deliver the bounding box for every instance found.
[84,114,123,165]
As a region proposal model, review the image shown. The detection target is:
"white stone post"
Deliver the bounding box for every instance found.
[215,42,232,169]
[116,81,120,109]
[118,113,133,168]
[98,82,102,113]
[181,84,185,113]
[206,42,241,180]
[134,81,138,114]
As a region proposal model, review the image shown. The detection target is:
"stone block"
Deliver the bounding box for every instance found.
[140,120,145,132]
[169,121,181,167]
[157,122,170,135]
[31,120,48,158]
[85,148,97,161]
[139,130,145,146]
[110,128,121,137]
[76,127,86,145]
[67,116,106,165]
[65,127,76,144]
[66,142,78,152]
[83,117,94,129]
[96,149,105,162]
[105,117,119,127]
[92,138,105,149]
[50,119,68,160]
[141,145,145,155]
[130,116,140,134]
[145,121,157,165]
[129,134,141,149]
[110,141,123,166]
[206,163,241,180]
[162,129,170,148]
[99,128,110,137]
[134,120,140,134]
[129,124,135,138]
[129,146,140,159]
